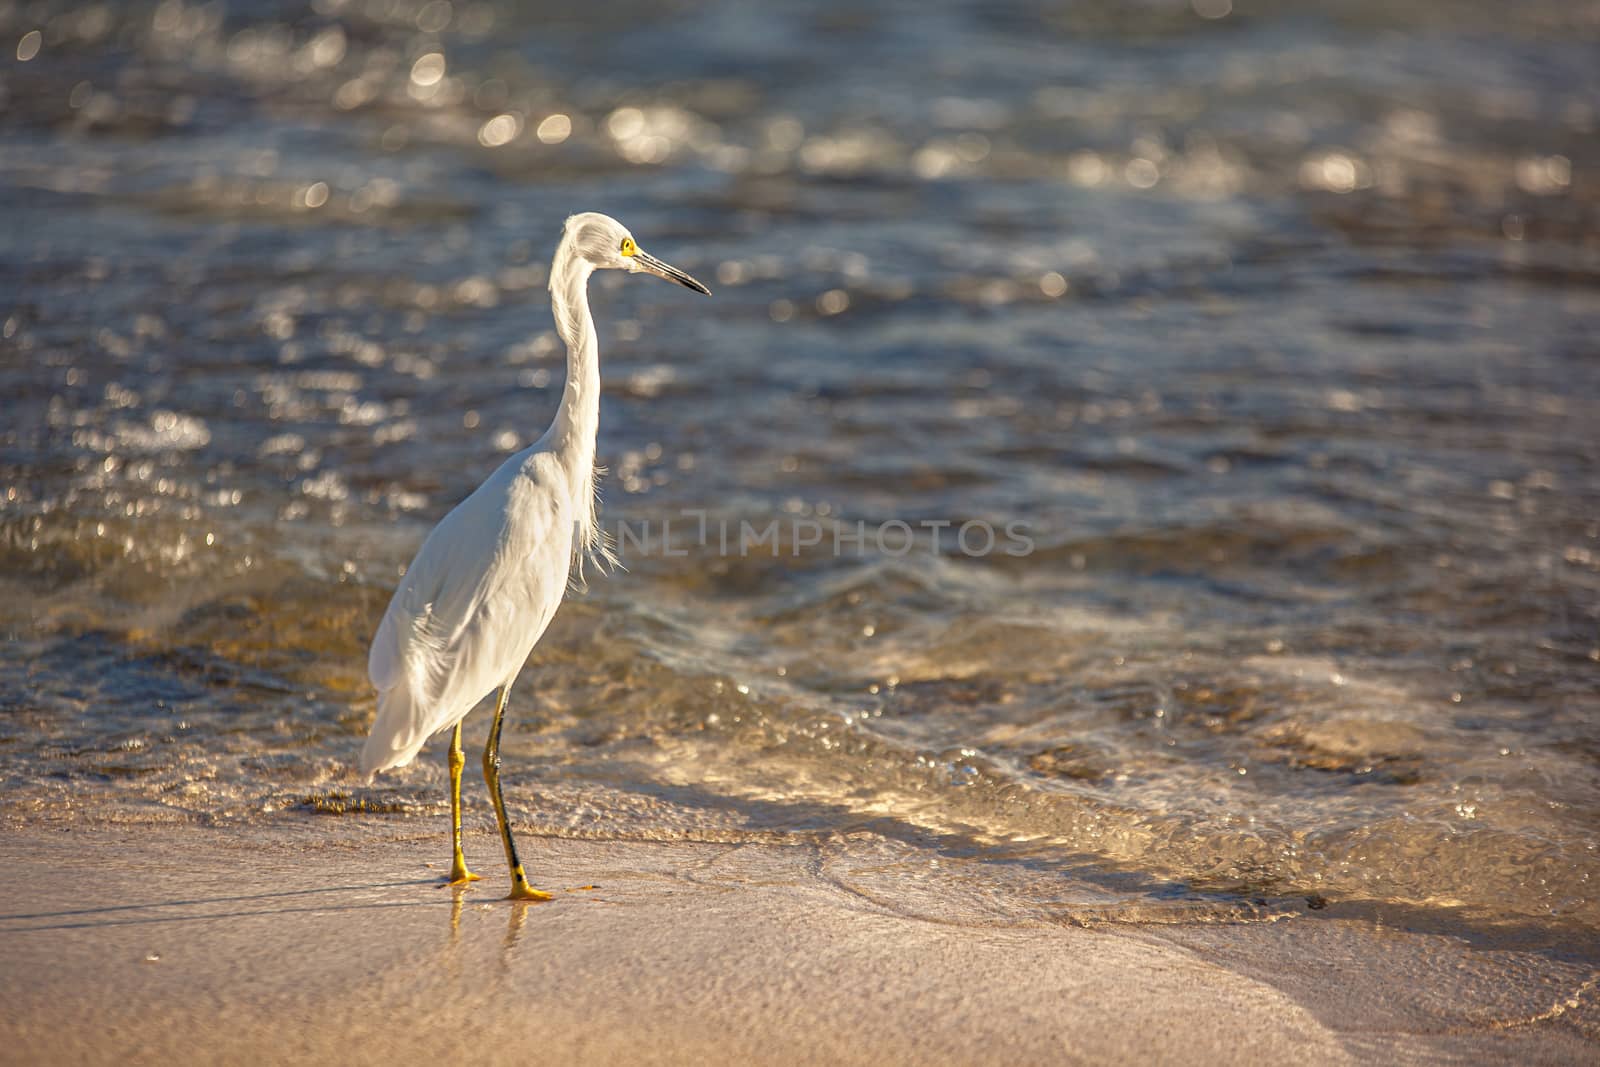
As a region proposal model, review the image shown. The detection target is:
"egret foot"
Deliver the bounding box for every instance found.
[507,883,553,902]
[447,867,482,886]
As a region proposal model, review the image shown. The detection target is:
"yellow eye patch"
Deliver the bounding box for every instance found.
[619,237,637,257]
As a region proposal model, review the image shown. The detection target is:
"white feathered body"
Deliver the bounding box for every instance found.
[361,446,579,775]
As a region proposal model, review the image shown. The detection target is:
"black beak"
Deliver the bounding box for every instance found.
[635,250,711,296]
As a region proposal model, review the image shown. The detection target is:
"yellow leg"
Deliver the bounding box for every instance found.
[483,683,552,902]
[447,721,481,886]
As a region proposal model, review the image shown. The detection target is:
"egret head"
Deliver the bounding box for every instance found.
[562,212,711,295]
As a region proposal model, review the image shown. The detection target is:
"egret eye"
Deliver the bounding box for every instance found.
[619,237,637,257]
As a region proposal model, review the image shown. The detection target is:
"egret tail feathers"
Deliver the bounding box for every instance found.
[359,683,434,777]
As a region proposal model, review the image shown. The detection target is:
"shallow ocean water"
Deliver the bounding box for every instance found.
[2,0,1598,940]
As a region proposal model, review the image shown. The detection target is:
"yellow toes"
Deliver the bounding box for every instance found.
[507,883,554,902]
[447,856,482,886]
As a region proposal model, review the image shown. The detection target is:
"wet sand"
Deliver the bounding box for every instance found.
[1,827,1593,1065]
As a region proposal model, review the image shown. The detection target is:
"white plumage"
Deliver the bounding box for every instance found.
[361,448,573,775]
[359,212,710,898]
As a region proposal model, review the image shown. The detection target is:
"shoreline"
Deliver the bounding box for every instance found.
[2,825,1595,1064]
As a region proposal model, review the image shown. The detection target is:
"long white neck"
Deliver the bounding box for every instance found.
[548,237,600,469]
[546,234,607,573]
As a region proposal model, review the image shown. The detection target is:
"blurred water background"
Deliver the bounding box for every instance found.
[2,0,1597,940]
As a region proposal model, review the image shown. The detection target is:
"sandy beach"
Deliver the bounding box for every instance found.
[2,825,1593,1065]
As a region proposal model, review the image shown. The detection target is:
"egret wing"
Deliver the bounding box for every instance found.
[363,453,572,773]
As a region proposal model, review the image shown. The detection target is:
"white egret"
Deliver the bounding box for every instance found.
[360,212,709,900]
